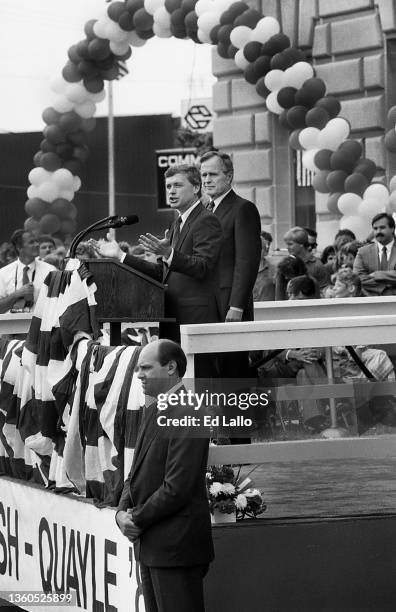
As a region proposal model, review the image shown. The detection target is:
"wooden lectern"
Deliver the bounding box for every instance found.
[84,258,166,344]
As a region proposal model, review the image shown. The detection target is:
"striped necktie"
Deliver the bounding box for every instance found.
[207,200,215,212]
[171,216,182,248]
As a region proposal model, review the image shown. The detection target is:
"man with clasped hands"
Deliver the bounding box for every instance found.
[115,339,213,612]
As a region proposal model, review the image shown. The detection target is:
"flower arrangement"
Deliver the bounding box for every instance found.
[206,465,266,520]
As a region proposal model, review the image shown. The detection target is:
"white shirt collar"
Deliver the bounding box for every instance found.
[375,239,394,257]
[212,188,233,212]
[17,258,36,271]
[178,200,200,227]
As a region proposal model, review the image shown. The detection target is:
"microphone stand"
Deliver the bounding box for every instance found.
[68,215,117,258]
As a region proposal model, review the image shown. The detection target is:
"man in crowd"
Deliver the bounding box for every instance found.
[199,150,261,377]
[353,213,396,296]
[0,229,56,313]
[116,339,213,612]
[253,231,275,301]
[283,227,328,292]
[38,234,56,259]
[304,227,318,254]
[95,164,223,374]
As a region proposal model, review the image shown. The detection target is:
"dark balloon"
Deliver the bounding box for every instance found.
[243,41,263,63]
[40,139,57,153]
[326,170,348,193]
[25,198,48,219]
[261,33,290,56]
[118,11,135,31]
[83,77,105,93]
[84,19,97,40]
[227,44,238,59]
[108,1,126,21]
[244,64,260,85]
[234,8,262,28]
[354,158,377,180]
[315,96,341,119]
[76,39,90,60]
[253,55,271,77]
[42,107,60,126]
[217,42,230,59]
[217,24,233,44]
[33,152,43,167]
[56,143,74,160]
[44,125,66,145]
[40,152,62,172]
[181,0,197,12]
[209,24,221,44]
[219,10,234,25]
[185,10,198,31]
[133,8,154,30]
[295,78,326,108]
[62,61,81,83]
[312,170,330,194]
[270,50,294,71]
[164,0,182,11]
[126,0,144,13]
[228,2,249,19]
[170,8,187,27]
[305,106,329,129]
[289,129,303,150]
[63,159,84,175]
[279,110,291,131]
[330,150,356,173]
[327,192,342,214]
[49,199,74,219]
[67,131,86,145]
[58,112,82,133]
[277,87,297,109]
[77,60,99,78]
[384,129,396,153]
[344,172,369,196]
[314,149,332,171]
[387,105,396,125]
[338,139,363,161]
[67,44,81,64]
[88,38,111,60]
[255,76,270,98]
[286,105,308,129]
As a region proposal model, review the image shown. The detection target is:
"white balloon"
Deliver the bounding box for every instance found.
[128,31,147,47]
[337,193,362,216]
[195,0,214,17]
[359,198,385,219]
[299,127,320,150]
[38,181,59,203]
[326,118,350,140]
[153,6,171,28]
[144,0,165,15]
[110,40,131,55]
[73,176,82,192]
[264,69,285,92]
[251,17,280,44]
[302,149,319,172]
[317,119,349,151]
[234,49,250,71]
[339,215,371,239]
[363,183,389,204]
[153,23,172,38]
[29,167,52,186]
[266,91,284,115]
[197,29,212,44]
[49,76,67,94]
[106,21,130,43]
[198,12,221,34]
[284,62,315,89]
[389,175,396,193]
[230,26,252,49]
[65,83,88,104]
[88,89,106,103]
[53,169,74,190]
[27,185,40,199]
[52,95,74,113]
[74,101,96,118]
[93,18,110,39]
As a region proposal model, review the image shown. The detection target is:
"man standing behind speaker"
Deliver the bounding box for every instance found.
[200,151,261,377]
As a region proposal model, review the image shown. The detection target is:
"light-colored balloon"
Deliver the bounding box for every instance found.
[105,21,130,43]
[144,0,165,15]
[317,119,350,151]
[389,175,396,193]
[29,167,51,186]
[363,183,389,205]
[359,197,386,218]
[197,29,212,44]
[302,149,319,172]
[266,91,283,115]
[153,6,171,28]
[65,83,88,104]
[74,101,96,119]
[299,127,320,150]
[153,23,172,37]
[251,17,280,44]
[27,185,40,199]
[230,26,252,49]
[264,69,285,92]
[53,168,75,190]
[88,89,107,104]
[49,76,67,94]
[339,215,371,239]
[110,40,131,55]
[284,62,315,89]
[195,0,215,17]
[52,95,74,113]
[73,176,82,191]
[388,190,396,211]
[326,117,350,139]
[93,18,110,39]
[234,49,250,71]
[128,31,147,47]
[337,193,362,216]
[38,181,59,203]
[198,11,221,34]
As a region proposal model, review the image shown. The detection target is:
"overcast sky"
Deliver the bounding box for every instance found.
[0,0,215,132]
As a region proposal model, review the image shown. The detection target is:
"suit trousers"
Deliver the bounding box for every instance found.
[140,562,208,612]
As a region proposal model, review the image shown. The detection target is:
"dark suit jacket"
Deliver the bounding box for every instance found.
[212,189,261,320]
[123,203,223,340]
[353,242,396,296]
[117,390,214,567]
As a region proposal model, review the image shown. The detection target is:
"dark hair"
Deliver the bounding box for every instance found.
[334,228,356,241]
[320,245,336,264]
[277,255,307,280]
[261,231,272,243]
[371,212,395,229]
[38,234,56,247]
[344,240,363,258]
[164,164,201,189]
[288,275,318,299]
[157,339,187,377]
[199,150,234,175]
[10,229,29,253]
[304,227,317,239]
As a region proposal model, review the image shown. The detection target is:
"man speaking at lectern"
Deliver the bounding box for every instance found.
[96,165,223,355]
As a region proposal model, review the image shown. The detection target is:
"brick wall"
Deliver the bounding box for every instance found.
[211,0,396,249]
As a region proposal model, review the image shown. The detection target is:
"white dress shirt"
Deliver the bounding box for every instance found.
[0,258,56,310]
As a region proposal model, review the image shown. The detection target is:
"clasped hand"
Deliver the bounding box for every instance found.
[116,509,142,543]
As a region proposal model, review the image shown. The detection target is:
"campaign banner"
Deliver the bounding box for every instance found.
[0,478,144,612]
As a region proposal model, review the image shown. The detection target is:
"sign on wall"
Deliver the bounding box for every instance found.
[181,98,213,133]
[0,479,144,612]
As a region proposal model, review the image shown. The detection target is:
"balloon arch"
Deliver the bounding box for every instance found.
[24,0,396,241]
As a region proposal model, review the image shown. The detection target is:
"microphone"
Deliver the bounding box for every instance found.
[100,214,139,229]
